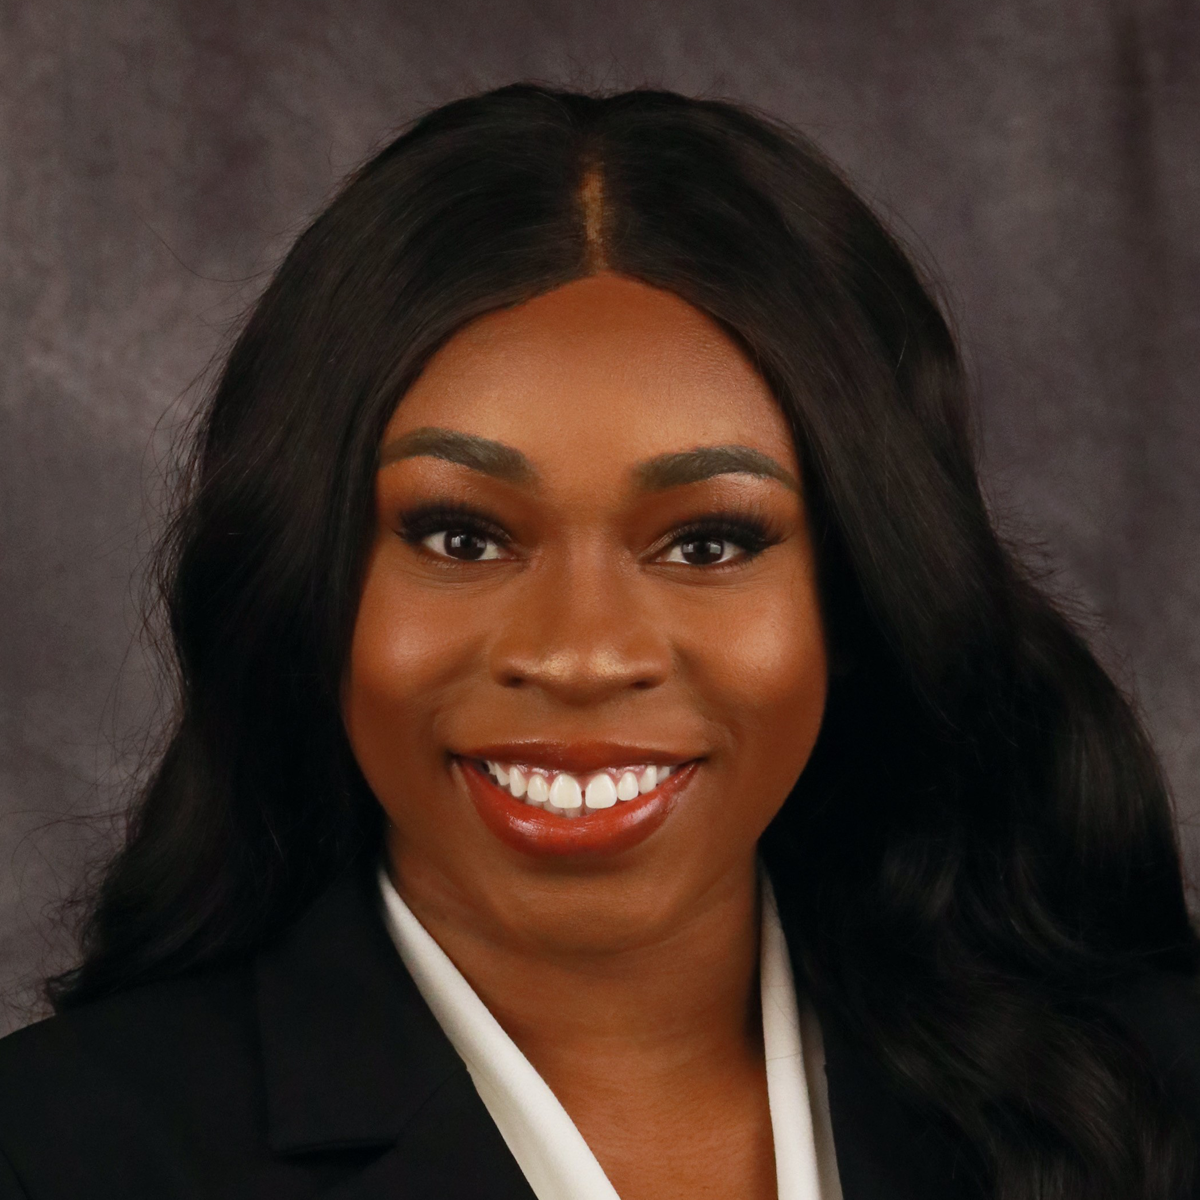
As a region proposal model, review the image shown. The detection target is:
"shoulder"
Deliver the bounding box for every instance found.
[0,962,258,1109]
[0,964,268,1198]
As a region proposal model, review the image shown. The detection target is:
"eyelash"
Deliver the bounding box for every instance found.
[398,503,511,557]
[659,515,779,564]
[396,502,782,567]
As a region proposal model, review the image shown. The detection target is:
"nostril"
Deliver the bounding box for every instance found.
[488,643,670,697]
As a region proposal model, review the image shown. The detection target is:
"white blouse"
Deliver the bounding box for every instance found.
[378,867,842,1200]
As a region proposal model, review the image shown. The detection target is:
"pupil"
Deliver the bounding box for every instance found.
[446,531,487,560]
[683,538,725,565]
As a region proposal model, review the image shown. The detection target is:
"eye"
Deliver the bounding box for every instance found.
[397,503,513,563]
[660,536,742,566]
[420,528,506,561]
[655,516,778,567]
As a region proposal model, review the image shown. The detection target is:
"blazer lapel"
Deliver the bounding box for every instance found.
[319,1068,537,1200]
[254,866,536,1199]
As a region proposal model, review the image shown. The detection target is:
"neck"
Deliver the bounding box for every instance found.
[388,851,764,1096]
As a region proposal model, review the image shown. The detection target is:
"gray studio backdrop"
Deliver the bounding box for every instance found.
[2,0,1198,1032]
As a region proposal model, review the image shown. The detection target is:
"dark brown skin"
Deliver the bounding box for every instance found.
[343,273,828,1200]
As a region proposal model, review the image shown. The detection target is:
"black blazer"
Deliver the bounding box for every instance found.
[1,867,1198,1199]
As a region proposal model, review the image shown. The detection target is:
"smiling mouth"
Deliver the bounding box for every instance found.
[475,759,679,817]
[454,749,700,855]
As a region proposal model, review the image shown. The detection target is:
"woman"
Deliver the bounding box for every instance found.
[0,83,1196,1200]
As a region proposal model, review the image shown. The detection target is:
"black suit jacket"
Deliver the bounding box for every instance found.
[1,867,1197,1199]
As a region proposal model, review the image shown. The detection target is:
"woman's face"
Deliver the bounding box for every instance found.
[344,273,827,950]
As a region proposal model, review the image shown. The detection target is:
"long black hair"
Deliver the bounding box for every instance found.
[49,85,1198,1198]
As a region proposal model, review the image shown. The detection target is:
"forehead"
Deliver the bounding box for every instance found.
[384,274,797,471]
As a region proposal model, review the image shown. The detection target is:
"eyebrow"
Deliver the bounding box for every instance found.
[635,445,799,493]
[378,426,798,493]
[378,427,535,484]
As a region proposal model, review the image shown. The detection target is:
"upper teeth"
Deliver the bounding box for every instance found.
[482,761,676,816]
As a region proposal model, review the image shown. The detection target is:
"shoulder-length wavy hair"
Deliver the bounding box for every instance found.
[50,84,1198,1199]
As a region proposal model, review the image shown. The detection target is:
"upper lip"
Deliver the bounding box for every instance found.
[456,740,700,774]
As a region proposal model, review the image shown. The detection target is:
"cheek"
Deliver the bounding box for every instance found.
[688,573,828,793]
[341,543,477,783]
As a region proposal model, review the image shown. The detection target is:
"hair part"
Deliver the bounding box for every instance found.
[578,162,610,271]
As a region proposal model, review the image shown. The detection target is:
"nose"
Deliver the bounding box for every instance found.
[486,551,672,704]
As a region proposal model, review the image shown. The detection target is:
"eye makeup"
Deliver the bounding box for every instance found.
[395,498,786,567]
[397,501,511,547]
[649,511,783,564]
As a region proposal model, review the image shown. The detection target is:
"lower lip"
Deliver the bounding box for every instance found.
[455,757,699,857]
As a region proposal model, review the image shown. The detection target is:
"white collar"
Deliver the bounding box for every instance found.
[378,866,840,1200]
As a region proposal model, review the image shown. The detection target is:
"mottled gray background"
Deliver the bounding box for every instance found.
[1,0,1197,1033]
